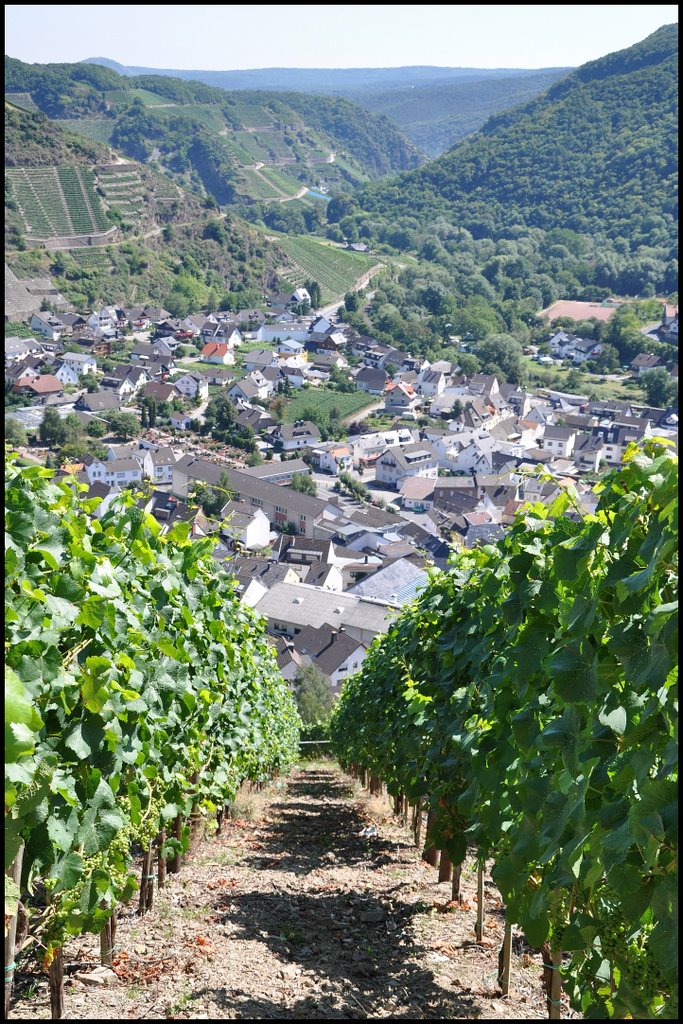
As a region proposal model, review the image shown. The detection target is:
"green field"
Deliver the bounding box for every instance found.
[276,235,378,303]
[105,88,173,107]
[236,168,283,201]
[281,387,375,423]
[59,118,114,144]
[258,166,303,196]
[230,101,274,128]
[522,357,646,402]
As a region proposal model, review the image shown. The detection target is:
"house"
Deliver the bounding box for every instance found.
[83,456,143,488]
[399,476,436,510]
[5,336,45,365]
[243,349,277,373]
[75,390,121,414]
[131,339,176,362]
[311,444,353,475]
[355,366,387,395]
[173,457,336,538]
[227,376,270,404]
[201,367,234,387]
[292,625,367,692]
[239,458,311,485]
[274,338,305,358]
[60,351,97,377]
[347,558,429,606]
[86,306,120,336]
[253,581,397,645]
[200,342,235,366]
[540,425,577,458]
[591,423,649,465]
[384,381,421,416]
[255,322,310,345]
[172,372,209,401]
[141,446,178,486]
[170,412,194,430]
[142,381,181,403]
[291,286,311,305]
[29,312,66,341]
[53,360,82,387]
[375,443,439,490]
[220,501,272,551]
[14,373,64,403]
[271,420,321,451]
[630,353,666,376]
[416,368,447,398]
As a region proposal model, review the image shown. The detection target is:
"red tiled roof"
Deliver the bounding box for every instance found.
[15,374,62,394]
[201,342,230,357]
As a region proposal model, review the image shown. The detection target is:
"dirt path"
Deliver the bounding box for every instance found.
[11,764,579,1020]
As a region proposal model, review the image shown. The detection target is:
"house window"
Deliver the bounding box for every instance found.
[275,505,286,514]
[251,497,263,506]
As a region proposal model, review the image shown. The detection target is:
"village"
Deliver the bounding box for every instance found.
[5,279,679,695]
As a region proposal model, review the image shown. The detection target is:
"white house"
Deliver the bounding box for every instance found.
[200,342,235,366]
[61,352,97,377]
[375,442,439,490]
[384,381,421,416]
[221,501,271,551]
[53,361,81,386]
[291,286,311,304]
[29,313,64,342]
[271,420,321,451]
[142,446,178,486]
[312,444,353,475]
[173,373,209,401]
[416,368,447,398]
[83,456,143,487]
[170,412,194,430]
[541,425,577,458]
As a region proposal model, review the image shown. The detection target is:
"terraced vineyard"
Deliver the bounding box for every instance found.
[229,100,274,127]
[6,165,110,239]
[5,91,40,112]
[259,166,304,195]
[277,235,378,303]
[95,165,145,219]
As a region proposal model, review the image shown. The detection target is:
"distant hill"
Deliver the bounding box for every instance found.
[353,69,571,156]
[342,25,678,294]
[83,58,566,94]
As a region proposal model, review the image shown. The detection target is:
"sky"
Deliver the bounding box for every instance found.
[5,5,679,71]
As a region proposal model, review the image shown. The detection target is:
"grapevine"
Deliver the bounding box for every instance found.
[331,440,677,1019]
[5,456,301,976]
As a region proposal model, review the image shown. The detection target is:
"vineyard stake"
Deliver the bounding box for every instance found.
[451,861,462,903]
[549,948,563,1019]
[48,947,65,1020]
[422,809,439,867]
[475,863,484,941]
[157,829,166,889]
[168,816,183,873]
[4,844,24,1016]
[498,922,512,995]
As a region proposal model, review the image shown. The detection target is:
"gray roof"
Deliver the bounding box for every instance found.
[240,458,310,479]
[293,625,365,676]
[347,558,429,604]
[255,582,398,636]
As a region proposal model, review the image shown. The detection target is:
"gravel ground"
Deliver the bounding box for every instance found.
[10,764,580,1020]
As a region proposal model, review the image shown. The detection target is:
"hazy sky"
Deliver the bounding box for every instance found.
[5,5,678,71]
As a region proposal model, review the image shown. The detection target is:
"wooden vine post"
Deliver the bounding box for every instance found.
[498,921,512,995]
[549,948,563,1019]
[48,947,65,1020]
[451,861,462,903]
[475,862,485,941]
[413,798,423,848]
[422,808,439,868]
[4,845,24,1016]
[138,849,155,915]
[157,828,167,889]
[168,815,183,874]
[99,904,117,966]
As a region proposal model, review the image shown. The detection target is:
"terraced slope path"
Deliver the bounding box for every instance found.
[9,765,580,1020]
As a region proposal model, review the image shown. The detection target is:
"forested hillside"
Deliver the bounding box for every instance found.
[4,57,422,207]
[354,69,570,156]
[337,25,678,297]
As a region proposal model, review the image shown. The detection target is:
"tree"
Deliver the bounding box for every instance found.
[39,407,67,446]
[565,368,584,393]
[294,665,334,725]
[246,450,263,467]
[106,412,141,441]
[191,470,233,518]
[474,333,525,384]
[290,472,317,497]
[141,404,148,428]
[450,399,464,419]
[305,280,322,309]
[5,417,27,448]
[79,373,100,393]
[87,419,107,438]
[640,367,677,408]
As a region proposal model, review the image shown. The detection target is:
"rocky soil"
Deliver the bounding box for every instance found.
[10,763,580,1019]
